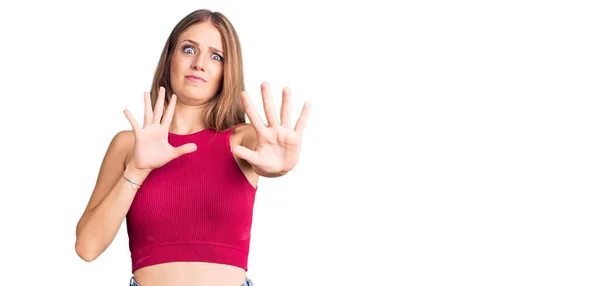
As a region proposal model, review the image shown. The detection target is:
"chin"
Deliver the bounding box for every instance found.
[175,88,216,104]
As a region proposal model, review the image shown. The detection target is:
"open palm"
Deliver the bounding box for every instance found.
[123,87,197,171]
[232,82,311,176]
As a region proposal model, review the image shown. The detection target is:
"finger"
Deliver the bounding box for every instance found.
[280,87,291,129]
[123,109,142,135]
[231,145,259,166]
[143,92,152,128]
[162,94,177,127]
[241,91,268,134]
[261,82,279,127]
[293,102,311,136]
[174,143,197,157]
[153,86,166,124]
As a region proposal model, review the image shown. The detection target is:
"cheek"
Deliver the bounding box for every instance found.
[170,56,190,86]
[170,56,184,75]
[211,64,224,86]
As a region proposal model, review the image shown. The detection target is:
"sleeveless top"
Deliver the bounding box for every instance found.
[125,127,258,273]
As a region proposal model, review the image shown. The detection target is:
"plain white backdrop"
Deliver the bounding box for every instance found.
[0,0,599,285]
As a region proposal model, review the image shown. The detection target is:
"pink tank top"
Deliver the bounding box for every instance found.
[126,127,258,273]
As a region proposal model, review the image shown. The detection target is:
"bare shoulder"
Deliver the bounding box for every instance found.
[231,123,257,150]
[112,129,135,145]
[229,123,260,187]
[111,130,135,166]
[232,123,253,135]
[81,130,135,212]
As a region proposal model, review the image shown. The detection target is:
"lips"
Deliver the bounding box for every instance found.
[185,75,206,83]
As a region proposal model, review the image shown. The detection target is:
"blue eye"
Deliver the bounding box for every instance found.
[183,45,195,54]
[212,53,223,61]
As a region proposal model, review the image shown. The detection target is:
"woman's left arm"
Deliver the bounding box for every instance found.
[232,82,311,178]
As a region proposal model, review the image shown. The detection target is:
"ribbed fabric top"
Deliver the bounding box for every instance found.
[125,127,258,273]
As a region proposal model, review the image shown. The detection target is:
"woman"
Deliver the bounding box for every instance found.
[74,9,310,286]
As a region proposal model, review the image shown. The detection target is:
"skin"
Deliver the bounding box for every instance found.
[74,22,311,286]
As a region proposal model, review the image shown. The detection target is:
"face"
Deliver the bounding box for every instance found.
[169,21,225,104]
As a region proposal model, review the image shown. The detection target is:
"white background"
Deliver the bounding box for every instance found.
[0,0,599,285]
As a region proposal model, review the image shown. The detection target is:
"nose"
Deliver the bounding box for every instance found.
[192,53,205,71]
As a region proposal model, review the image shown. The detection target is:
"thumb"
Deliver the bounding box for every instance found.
[231,145,258,166]
[174,143,198,157]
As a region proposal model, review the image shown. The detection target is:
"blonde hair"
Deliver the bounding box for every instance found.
[150,9,246,132]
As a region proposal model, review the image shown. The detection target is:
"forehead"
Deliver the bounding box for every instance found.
[178,22,223,50]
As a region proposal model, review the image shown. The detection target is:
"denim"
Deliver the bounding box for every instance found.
[129,276,254,286]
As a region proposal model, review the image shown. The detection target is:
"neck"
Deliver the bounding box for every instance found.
[169,103,207,135]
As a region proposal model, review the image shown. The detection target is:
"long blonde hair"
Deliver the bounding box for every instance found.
[150,9,246,132]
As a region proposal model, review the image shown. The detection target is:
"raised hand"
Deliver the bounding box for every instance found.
[123,86,197,172]
[232,82,311,176]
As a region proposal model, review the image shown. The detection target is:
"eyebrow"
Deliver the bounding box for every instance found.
[182,39,223,54]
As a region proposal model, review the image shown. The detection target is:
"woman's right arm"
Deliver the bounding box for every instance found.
[74,87,197,262]
[74,130,149,262]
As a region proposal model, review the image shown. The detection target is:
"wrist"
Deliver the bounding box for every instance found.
[123,163,151,186]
